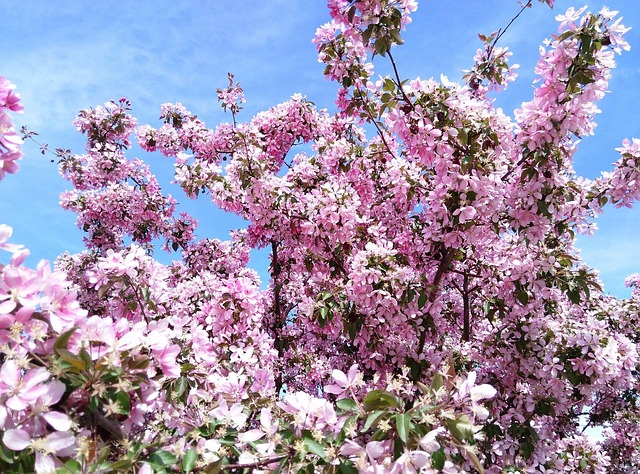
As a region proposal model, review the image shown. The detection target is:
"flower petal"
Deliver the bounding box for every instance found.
[45,431,75,454]
[3,429,31,450]
[42,411,72,431]
[470,384,497,402]
[35,453,56,474]
[238,429,265,443]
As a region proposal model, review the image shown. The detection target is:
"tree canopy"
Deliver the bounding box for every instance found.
[1,1,639,472]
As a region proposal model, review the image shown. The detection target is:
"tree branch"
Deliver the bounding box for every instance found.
[462,270,470,342]
[416,248,454,356]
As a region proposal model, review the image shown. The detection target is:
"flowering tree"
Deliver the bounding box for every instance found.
[2,0,640,472]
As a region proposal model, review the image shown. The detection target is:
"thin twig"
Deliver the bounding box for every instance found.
[195,454,289,472]
[387,50,413,106]
[485,1,533,64]
[354,90,397,160]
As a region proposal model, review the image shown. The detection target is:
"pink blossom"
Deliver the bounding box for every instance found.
[210,399,248,428]
[0,360,51,411]
[155,344,181,378]
[0,224,24,254]
[0,77,24,112]
[4,429,75,474]
[324,363,361,397]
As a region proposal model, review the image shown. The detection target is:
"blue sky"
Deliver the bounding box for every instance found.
[1,1,639,296]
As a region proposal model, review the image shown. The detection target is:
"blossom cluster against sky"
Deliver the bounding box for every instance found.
[2,0,639,296]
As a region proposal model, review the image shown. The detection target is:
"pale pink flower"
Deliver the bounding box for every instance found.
[33,381,72,431]
[155,344,181,378]
[419,427,445,453]
[210,399,248,428]
[3,429,75,474]
[0,360,51,411]
[0,77,23,112]
[0,224,24,254]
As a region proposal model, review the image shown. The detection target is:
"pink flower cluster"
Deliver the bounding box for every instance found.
[0,227,88,472]
[60,99,198,251]
[0,77,23,180]
[0,1,639,472]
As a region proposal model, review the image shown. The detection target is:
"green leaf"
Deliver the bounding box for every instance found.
[56,348,87,371]
[337,461,359,474]
[374,37,389,57]
[393,436,404,459]
[579,34,592,54]
[337,416,357,445]
[89,395,99,411]
[445,416,474,442]
[182,448,197,473]
[430,372,444,392]
[303,438,327,460]
[320,291,332,301]
[567,289,580,304]
[395,413,411,444]
[458,128,468,146]
[129,354,149,371]
[516,289,529,305]
[79,347,92,369]
[417,381,430,395]
[362,410,386,432]
[54,328,78,352]
[417,291,428,309]
[106,391,131,415]
[390,29,404,45]
[521,441,534,459]
[536,199,549,216]
[432,448,446,470]
[336,398,359,412]
[97,280,115,299]
[575,72,594,86]
[319,306,330,322]
[483,423,503,439]
[362,27,373,44]
[108,459,133,471]
[57,459,82,474]
[175,377,189,398]
[0,444,16,463]
[363,390,400,411]
[407,358,423,381]
[535,399,556,417]
[202,459,222,474]
[147,450,178,468]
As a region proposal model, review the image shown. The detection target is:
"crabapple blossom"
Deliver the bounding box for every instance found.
[1,0,640,472]
[0,76,23,180]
